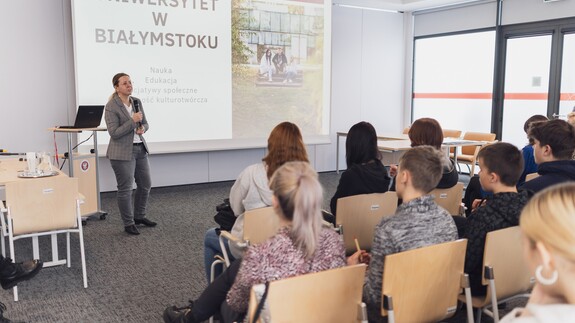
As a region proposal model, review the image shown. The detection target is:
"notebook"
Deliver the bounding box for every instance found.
[58,105,104,129]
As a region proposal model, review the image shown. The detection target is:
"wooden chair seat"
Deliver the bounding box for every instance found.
[381,239,474,323]
[430,182,465,215]
[457,132,497,175]
[248,264,368,322]
[335,192,398,254]
[458,226,533,322]
[0,176,88,301]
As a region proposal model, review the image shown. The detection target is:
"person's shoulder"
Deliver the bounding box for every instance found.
[241,162,266,174]
[320,226,342,241]
[526,304,575,323]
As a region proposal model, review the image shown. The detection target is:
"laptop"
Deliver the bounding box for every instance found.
[58,105,104,129]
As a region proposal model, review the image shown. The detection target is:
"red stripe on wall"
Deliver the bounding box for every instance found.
[413,92,575,100]
[413,93,492,99]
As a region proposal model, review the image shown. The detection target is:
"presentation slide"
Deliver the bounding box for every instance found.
[71,0,331,152]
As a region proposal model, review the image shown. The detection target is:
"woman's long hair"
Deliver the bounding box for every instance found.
[270,161,322,259]
[263,122,309,179]
[521,183,575,263]
[345,121,381,168]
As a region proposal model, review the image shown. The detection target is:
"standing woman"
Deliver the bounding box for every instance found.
[105,72,156,235]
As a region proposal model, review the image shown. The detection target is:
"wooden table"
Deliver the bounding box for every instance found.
[336,132,409,173]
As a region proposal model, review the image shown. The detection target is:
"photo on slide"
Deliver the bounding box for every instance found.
[231,0,326,139]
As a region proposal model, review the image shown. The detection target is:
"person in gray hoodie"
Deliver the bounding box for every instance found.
[348,146,458,322]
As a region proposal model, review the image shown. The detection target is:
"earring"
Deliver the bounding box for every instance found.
[535,265,558,285]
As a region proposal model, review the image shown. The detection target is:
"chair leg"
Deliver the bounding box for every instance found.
[67,232,71,268]
[8,219,18,302]
[77,206,88,288]
[1,231,5,258]
[476,307,482,323]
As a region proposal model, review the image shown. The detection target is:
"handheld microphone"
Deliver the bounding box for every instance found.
[132,97,142,128]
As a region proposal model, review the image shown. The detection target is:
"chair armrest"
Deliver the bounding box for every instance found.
[219,230,243,244]
[218,230,248,266]
[322,220,334,229]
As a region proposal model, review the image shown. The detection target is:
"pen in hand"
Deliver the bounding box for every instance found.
[354,237,363,263]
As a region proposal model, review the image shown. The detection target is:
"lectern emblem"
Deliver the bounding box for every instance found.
[81,160,90,172]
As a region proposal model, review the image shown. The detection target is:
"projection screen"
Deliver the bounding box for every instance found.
[71,0,332,153]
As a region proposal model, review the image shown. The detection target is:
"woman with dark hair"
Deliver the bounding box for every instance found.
[329,121,391,218]
[390,118,458,191]
[259,48,275,82]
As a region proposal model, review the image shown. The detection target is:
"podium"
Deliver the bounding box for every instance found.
[50,127,107,222]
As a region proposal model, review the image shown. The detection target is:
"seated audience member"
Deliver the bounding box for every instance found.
[203,122,309,281]
[519,119,575,194]
[464,142,530,296]
[329,121,391,218]
[0,256,43,322]
[500,183,575,322]
[348,146,458,322]
[283,57,298,83]
[568,111,575,127]
[164,162,346,323]
[390,118,458,191]
[518,115,548,186]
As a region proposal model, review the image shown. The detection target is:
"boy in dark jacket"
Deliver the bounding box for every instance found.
[519,119,575,194]
[464,142,530,295]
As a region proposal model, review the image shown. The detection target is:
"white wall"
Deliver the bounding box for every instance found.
[0,1,405,192]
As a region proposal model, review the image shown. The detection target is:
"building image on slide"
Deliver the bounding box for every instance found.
[231,0,328,138]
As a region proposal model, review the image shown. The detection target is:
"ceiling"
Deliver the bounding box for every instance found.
[333,0,485,12]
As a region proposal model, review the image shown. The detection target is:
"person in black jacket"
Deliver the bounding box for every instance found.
[330,122,391,219]
[519,119,575,194]
[464,142,530,295]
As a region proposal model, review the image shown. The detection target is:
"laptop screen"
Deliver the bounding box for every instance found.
[61,105,104,129]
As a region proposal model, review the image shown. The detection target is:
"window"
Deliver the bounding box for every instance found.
[559,33,575,117]
[412,31,496,133]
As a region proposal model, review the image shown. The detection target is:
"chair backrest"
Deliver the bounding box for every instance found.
[243,206,281,245]
[481,226,533,303]
[443,129,462,139]
[525,172,539,182]
[6,176,79,235]
[402,127,410,134]
[382,239,468,322]
[248,264,367,323]
[336,192,398,254]
[429,182,464,215]
[461,132,496,156]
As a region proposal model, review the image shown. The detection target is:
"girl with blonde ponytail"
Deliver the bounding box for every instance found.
[163,162,345,323]
[501,183,575,322]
